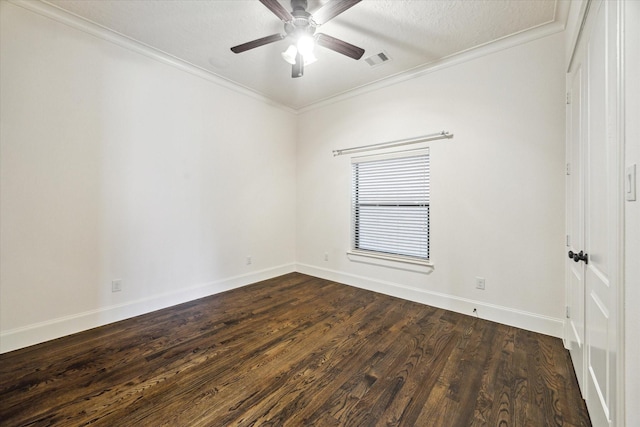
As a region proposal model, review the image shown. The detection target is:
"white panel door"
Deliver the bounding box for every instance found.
[584,2,619,425]
[566,61,585,394]
[566,1,621,425]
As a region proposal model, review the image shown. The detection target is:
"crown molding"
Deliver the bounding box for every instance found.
[8,0,297,115]
[298,18,566,113]
[555,0,572,29]
[10,0,566,115]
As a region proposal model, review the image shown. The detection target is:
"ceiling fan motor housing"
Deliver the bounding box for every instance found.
[285,0,315,37]
[291,0,308,13]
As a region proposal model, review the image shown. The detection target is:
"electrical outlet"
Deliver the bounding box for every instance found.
[324,252,329,262]
[112,279,122,293]
[246,256,252,265]
[475,277,485,290]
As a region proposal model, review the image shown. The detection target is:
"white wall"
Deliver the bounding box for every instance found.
[296,32,567,337]
[624,2,640,426]
[0,1,297,353]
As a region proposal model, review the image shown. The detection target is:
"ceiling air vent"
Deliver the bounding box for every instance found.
[364,51,391,68]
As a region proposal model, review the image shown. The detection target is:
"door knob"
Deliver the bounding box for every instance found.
[572,250,589,264]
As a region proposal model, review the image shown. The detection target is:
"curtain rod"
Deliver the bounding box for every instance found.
[332,131,453,157]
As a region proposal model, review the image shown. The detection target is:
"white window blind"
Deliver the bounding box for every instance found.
[351,149,430,261]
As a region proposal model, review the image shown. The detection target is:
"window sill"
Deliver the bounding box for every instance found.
[346,250,434,273]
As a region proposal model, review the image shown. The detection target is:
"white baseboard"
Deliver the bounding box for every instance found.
[1,262,564,354]
[296,263,564,339]
[0,264,296,354]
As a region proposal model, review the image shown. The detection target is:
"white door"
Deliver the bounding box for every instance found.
[583,2,620,424]
[566,60,585,394]
[566,1,621,425]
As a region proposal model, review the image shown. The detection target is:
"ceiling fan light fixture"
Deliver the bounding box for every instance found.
[296,34,315,56]
[232,0,365,78]
[281,45,298,65]
[303,51,317,65]
[281,44,317,66]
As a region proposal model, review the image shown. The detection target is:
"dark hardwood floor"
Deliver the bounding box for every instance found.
[0,273,590,426]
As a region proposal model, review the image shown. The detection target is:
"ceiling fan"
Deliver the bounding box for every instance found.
[230,0,365,78]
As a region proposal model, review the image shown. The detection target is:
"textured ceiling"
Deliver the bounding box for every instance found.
[44,0,560,110]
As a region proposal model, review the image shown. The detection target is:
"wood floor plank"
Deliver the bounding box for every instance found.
[0,273,591,426]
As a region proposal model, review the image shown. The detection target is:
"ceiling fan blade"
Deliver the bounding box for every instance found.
[316,33,364,60]
[230,33,286,54]
[312,0,361,25]
[259,0,294,22]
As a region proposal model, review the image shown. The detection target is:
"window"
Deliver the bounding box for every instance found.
[351,149,430,262]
